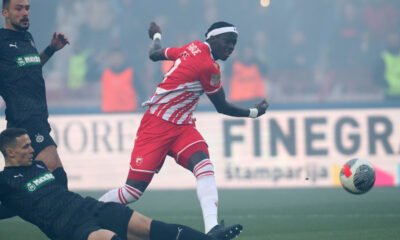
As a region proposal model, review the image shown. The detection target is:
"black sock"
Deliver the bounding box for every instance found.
[52,167,68,189]
[111,235,122,240]
[150,220,212,240]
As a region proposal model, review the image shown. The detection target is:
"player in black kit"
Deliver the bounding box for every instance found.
[0,0,69,195]
[0,128,243,240]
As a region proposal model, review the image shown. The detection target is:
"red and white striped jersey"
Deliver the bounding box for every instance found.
[143,40,222,124]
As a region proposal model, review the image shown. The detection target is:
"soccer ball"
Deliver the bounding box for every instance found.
[339,158,376,194]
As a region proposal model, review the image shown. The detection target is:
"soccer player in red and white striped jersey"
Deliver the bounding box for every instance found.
[143,37,223,124]
[100,21,269,238]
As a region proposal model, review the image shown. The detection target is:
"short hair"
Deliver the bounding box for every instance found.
[0,128,27,157]
[205,21,235,38]
[3,0,10,10]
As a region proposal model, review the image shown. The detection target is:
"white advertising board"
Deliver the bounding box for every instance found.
[1,108,399,190]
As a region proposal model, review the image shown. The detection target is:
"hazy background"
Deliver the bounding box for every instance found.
[2,0,399,113]
[1,2,400,239]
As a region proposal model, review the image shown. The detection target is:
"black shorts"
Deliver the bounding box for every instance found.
[8,120,56,159]
[64,198,134,240]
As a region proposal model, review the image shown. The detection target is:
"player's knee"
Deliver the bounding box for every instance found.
[193,159,214,179]
[187,151,209,171]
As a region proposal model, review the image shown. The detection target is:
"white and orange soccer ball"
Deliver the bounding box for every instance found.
[339,158,376,195]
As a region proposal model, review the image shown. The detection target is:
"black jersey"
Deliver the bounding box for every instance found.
[0,28,49,127]
[0,161,91,239]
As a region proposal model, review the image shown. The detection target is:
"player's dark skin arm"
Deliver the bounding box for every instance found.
[148,38,167,61]
[208,88,269,117]
[148,21,168,61]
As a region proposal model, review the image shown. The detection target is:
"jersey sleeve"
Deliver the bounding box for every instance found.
[0,176,8,199]
[163,45,188,61]
[199,62,222,95]
[0,203,16,219]
[0,177,16,219]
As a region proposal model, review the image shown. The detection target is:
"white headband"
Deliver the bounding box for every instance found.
[206,26,238,39]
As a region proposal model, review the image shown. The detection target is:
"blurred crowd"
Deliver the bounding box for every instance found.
[1,0,400,112]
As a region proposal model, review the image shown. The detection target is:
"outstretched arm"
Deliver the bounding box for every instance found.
[40,32,70,66]
[148,21,168,62]
[207,87,269,118]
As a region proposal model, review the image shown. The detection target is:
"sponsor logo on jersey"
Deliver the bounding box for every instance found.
[35,133,44,143]
[25,172,55,193]
[15,54,41,67]
[179,51,190,60]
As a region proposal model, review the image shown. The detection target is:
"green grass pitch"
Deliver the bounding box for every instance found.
[1,187,399,240]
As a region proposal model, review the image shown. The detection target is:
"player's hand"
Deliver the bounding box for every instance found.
[148,21,162,39]
[50,32,70,51]
[254,99,269,117]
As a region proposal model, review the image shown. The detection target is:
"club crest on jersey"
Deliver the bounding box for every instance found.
[25,172,55,193]
[35,133,44,143]
[210,73,221,86]
[136,157,143,166]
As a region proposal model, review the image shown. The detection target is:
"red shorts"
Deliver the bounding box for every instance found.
[128,111,209,182]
